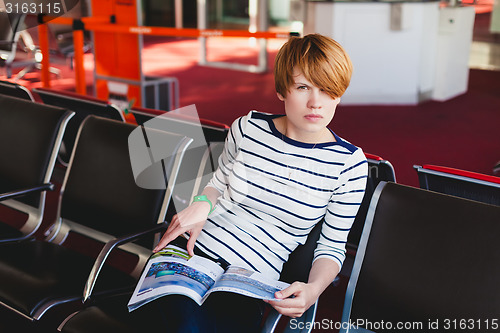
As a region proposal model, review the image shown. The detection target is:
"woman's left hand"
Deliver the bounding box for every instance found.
[266,258,340,317]
[265,282,319,318]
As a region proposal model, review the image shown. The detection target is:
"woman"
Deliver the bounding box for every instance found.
[151,33,368,332]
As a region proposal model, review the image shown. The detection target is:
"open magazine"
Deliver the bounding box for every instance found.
[127,245,290,311]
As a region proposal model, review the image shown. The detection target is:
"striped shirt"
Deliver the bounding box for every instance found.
[196,111,368,280]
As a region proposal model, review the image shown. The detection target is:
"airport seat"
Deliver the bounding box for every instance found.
[414,164,500,206]
[130,107,228,218]
[0,79,34,101]
[0,116,192,326]
[1,13,23,78]
[0,94,73,242]
[32,87,125,167]
[0,13,33,79]
[340,182,500,332]
[261,221,322,333]
[56,217,322,333]
[346,153,396,251]
[0,13,59,81]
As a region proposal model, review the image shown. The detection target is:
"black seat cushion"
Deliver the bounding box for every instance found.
[0,223,23,241]
[60,293,159,333]
[0,240,136,318]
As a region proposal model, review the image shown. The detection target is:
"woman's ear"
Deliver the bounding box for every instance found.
[277,92,285,101]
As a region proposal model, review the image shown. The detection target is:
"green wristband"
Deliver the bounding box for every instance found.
[192,195,215,215]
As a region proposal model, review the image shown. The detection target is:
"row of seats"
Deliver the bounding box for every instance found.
[1,81,499,332]
[0,86,324,332]
[0,95,195,329]
[0,85,232,331]
[3,79,498,210]
[0,80,229,243]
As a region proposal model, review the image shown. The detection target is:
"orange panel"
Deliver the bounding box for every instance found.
[114,0,138,25]
[114,34,141,80]
[91,0,114,17]
[95,79,109,101]
[92,0,141,105]
[93,32,117,77]
[127,85,142,108]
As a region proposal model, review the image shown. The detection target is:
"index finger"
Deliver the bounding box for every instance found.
[266,296,299,308]
[275,283,303,299]
[153,227,181,252]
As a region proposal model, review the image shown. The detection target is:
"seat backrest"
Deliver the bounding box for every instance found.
[0,95,73,207]
[32,87,125,166]
[414,164,500,206]
[47,116,192,263]
[131,107,229,142]
[0,95,73,239]
[130,107,228,215]
[0,80,34,101]
[347,153,396,250]
[341,182,500,332]
[279,222,322,284]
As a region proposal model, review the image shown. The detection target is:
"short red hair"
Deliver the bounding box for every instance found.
[274,34,353,99]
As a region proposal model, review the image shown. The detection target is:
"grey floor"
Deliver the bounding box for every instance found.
[469,11,500,70]
[470,41,500,70]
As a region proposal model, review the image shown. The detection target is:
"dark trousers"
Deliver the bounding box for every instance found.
[137,237,266,332]
[139,292,265,333]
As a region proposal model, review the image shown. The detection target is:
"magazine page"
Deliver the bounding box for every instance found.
[128,245,225,311]
[203,266,290,302]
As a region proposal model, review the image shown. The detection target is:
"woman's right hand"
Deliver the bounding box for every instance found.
[153,201,211,256]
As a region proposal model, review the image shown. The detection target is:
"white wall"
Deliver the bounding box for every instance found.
[491,0,500,33]
[432,6,475,101]
[303,1,457,105]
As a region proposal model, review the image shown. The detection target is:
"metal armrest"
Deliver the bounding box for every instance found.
[261,307,282,333]
[83,222,168,302]
[0,183,54,202]
[261,301,318,333]
[283,301,318,333]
